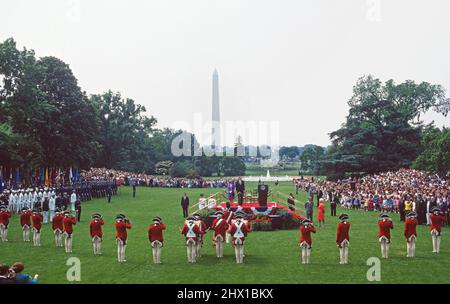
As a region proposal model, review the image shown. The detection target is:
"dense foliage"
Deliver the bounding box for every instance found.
[320,75,450,179]
[0,38,245,178]
[413,127,450,176]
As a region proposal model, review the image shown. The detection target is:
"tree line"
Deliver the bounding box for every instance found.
[0,38,245,180]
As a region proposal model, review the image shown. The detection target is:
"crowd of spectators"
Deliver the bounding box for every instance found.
[294,169,450,225]
[81,168,229,188]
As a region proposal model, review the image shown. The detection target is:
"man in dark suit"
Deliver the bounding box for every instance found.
[317,189,323,207]
[181,193,189,218]
[235,177,245,206]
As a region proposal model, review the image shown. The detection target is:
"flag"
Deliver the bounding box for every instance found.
[0,167,3,193]
[15,168,20,184]
[69,167,73,185]
[45,167,50,186]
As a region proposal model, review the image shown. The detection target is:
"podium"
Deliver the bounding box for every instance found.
[258,185,269,206]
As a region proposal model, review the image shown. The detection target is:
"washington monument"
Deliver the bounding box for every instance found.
[211,68,221,148]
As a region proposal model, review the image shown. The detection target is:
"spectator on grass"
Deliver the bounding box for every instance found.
[10,262,38,284]
[0,264,14,284]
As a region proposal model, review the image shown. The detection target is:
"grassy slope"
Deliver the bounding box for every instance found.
[1,181,449,284]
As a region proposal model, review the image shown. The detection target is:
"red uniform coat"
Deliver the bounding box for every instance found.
[223,210,234,224]
[115,221,132,242]
[52,215,64,231]
[63,216,76,234]
[430,214,446,235]
[0,211,11,227]
[378,219,394,240]
[31,214,43,232]
[20,211,32,227]
[181,222,201,241]
[228,220,251,245]
[148,223,166,243]
[404,218,418,239]
[196,220,207,242]
[336,222,351,245]
[90,219,104,238]
[300,224,316,246]
[211,218,229,239]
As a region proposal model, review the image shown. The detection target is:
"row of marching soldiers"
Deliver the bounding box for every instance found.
[0,205,135,263]
[299,207,446,265]
[180,210,252,264]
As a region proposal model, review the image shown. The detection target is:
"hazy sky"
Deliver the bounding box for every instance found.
[1,0,449,147]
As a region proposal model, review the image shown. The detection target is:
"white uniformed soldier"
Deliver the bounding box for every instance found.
[70,190,77,211]
[18,190,24,211]
[49,193,56,222]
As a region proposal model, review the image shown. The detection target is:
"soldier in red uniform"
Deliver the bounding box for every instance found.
[90,213,104,255]
[404,211,418,258]
[52,210,64,247]
[211,211,229,258]
[181,216,201,263]
[148,216,166,264]
[299,218,316,264]
[430,207,446,254]
[31,209,43,247]
[20,207,32,242]
[115,214,132,262]
[336,213,351,264]
[378,213,394,259]
[193,213,208,258]
[223,207,234,244]
[228,211,252,264]
[0,206,11,242]
[63,211,76,253]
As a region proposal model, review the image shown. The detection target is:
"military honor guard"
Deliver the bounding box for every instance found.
[62,211,76,253]
[430,207,445,254]
[336,213,351,264]
[52,210,64,247]
[70,190,77,211]
[211,211,229,258]
[148,216,166,264]
[31,209,43,246]
[0,206,11,242]
[115,214,132,262]
[20,207,32,242]
[193,213,207,258]
[228,211,252,264]
[90,213,104,255]
[404,211,418,258]
[299,218,316,264]
[181,216,201,263]
[49,193,56,221]
[378,213,394,259]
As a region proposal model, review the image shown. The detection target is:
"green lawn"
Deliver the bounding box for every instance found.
[1,181,449,284]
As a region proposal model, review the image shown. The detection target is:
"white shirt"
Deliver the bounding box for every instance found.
[49,197,56,211]
[198,198,207,210]
[70,193,77,204]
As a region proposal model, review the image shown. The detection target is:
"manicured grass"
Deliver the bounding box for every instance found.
[1,181,449,284]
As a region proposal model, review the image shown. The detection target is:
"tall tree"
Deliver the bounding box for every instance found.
[91,91,157,172]
[413,127,450,176]
[321,75,450,177]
